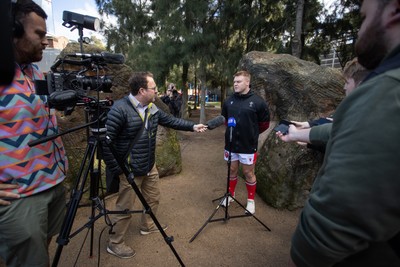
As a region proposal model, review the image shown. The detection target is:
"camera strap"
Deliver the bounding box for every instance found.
[124,106,149,172]
[106,106,149,192]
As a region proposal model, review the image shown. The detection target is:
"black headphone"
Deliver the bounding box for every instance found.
[11,2,25,38]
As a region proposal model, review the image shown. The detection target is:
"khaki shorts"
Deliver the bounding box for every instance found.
[0,183,66,267]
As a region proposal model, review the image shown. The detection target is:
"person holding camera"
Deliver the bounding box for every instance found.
[103,71,207,259]
[0,1,68,266]
[220,70,270,215]
[160,85,173,105]
[169,89,182,117]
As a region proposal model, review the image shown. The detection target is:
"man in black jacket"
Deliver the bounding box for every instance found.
[104,72,207,258]
[220,70,270,214]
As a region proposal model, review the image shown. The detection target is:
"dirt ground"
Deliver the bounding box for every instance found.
[40,107,300,267]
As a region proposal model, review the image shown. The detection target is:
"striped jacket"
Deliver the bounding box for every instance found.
[0,64,68,197]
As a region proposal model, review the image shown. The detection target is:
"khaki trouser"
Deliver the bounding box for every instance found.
[109,165,160,244]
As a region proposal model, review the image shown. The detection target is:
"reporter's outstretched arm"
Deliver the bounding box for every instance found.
[291,121,311,129]
[309,123,333,147]
[276,124,311,143]
[0,184,20,206]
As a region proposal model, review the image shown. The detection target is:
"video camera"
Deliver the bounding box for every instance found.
[36,51,125,115]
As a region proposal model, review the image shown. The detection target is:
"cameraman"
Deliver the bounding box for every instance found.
[0,1,68,266]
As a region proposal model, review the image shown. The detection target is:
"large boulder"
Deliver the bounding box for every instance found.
[238,51,344,209]
[55,43,182,188]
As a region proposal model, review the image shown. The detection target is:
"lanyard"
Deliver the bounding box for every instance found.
[127,94,152,128]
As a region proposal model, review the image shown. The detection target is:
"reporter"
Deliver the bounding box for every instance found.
[103,71,206,258]
[290,0,400,265]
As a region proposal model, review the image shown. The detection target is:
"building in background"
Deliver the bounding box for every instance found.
[320,48,341,69]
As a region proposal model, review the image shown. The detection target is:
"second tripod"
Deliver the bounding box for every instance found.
[190,117,271,242]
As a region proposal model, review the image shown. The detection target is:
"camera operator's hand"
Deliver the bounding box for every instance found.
[193,124,207,133]
[0,184,20,206]
[276,124,311,144]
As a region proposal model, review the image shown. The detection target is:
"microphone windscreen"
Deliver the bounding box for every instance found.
[206,115,225,130]
[227,117,236,127]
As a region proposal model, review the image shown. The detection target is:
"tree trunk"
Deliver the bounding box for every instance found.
[220,79,227,108]
[181,62,189,119]
[199,62,207,124]
[292,0,305,58]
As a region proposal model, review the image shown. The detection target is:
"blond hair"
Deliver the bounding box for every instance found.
[234,70,251,79]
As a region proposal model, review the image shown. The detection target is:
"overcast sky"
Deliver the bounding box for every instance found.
[46,0,109,42]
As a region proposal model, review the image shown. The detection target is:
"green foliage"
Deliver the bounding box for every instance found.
[94,0,362,95]
[320,0,361,67]
[90,36,106,50]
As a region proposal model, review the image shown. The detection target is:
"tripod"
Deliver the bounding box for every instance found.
[104,135,185,266]
[29,110,185,266]
[190,118,271,242]
[51,117,118,266]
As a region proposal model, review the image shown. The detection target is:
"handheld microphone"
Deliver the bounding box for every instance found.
[227,117,236,127]
[206,115,225,130]
[66,52,125,64]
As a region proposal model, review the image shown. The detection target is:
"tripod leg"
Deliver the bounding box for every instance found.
[52,190,83,266]
[189,200,224,243]
[104,136,185,267]
[190,142,271,243]
[124,174,185,266]
[52,137,98,267]
[229,195,271,231]
[89,167,100,257]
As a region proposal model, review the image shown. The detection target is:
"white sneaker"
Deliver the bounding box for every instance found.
[140,224,168,235]
[220,196,234,207]
[107,241,136,258]
[245,199,255,214]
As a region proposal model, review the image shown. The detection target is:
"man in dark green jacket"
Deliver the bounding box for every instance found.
[290,0,400,266]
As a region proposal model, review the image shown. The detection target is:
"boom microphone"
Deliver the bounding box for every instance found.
[66,52,125,64]
[206,115,226,130]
